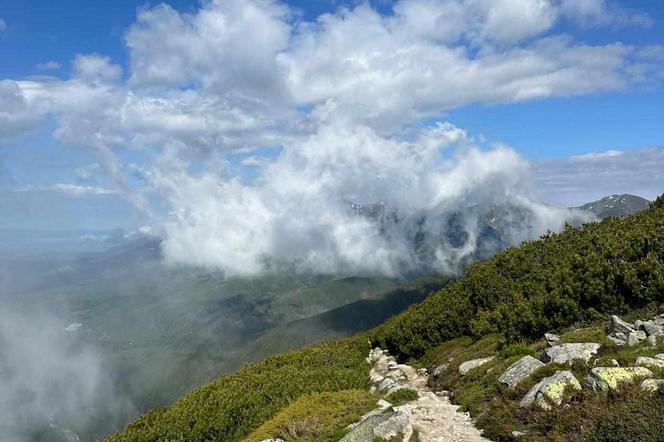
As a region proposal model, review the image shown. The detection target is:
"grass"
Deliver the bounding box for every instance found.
[243,389,377,442]
[386,388,419,405]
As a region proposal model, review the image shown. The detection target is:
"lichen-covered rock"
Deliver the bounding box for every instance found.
[607,335,626,346]
[498,356,545,389]
[627,331,647,346]
[587,367,654,391]
[372,408,411,440]
[655,354,664,360]
[541,343,600,364]
[458,356,495,375]
[339,412,395,442]
[639,321,663,337]
[636,357,664,369]
[641,379,664,393]
[611,315,636,334]
[520,371,581,410]
[545,333,560,347]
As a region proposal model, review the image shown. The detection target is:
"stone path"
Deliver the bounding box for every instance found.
[341,348,489,442]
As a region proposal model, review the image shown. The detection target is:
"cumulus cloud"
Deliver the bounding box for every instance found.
[158,121,589,276]
[558,0,653,28]
[534,147,664,206]
[1,0,661,276]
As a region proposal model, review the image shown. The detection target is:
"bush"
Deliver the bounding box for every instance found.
[243,389,377,442]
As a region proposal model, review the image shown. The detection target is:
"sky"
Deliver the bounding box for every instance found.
[1,0,664,272]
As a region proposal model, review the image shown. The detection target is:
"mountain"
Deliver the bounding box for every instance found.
[107,194,664,441]
[578,193,650,218]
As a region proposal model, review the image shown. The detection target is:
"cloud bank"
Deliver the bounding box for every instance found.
[1,0,662,276]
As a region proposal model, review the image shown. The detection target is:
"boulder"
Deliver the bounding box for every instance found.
[372,408,412,440]
[655,354,664,360]
[432,363,448,377]
[458,356,495,375]
[606,335,626,346]
[636,357,664,369]
[520,371,581,410]
[652,315,664,327]
[639,321,663,337]
[611,315,636,335]
[339,412,395,442]
[498,356,545,389]
[541,343,600,364]
[587,367,654,392]
[627,331,647,346]
[545,333,561,347]
[641,379,664,393]
[259,439,285,442]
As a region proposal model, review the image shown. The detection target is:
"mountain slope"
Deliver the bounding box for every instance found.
[107,195,664,441]
[578,193,650,218]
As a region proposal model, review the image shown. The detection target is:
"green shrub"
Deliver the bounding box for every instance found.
[243,389,376,442]
[106,338,370,442]
[386,388,419,405]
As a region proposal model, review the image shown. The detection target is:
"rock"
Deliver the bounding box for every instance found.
[339,412,395,442]
[520,371,581,410]
[639,321,663,337]
[641,379,664,392]
[614,332,628,341]
[594,358,620,367]
[259,439,285,442]
[652,315,664,327]
[545,333,561,347]
[512,430,529,437]
[648,335,659,346]
[627,331,647,346]
[498,356,545,389]
[636,357,664,369]
[655,354,664,360]
[432,363,448,377]
[587,367,654,391]
[611,315,636,334]
[395,364,418,381]
[377,378,397,392]
[541,343,600,364]
[458,356,495,375]
[370,368,385,384]
[376,399,392,409]
[607,335,626,346]
[372,408,411,440]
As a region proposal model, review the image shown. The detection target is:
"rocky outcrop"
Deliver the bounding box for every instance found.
[520,371,581,410]
[545,333,560,347]
[611,315,636,335]
[498,356,545,389]
[459,357,495,375]
[587,367,654,392]
[541,343,600,364]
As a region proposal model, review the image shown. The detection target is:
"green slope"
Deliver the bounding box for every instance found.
[107,195,664,441]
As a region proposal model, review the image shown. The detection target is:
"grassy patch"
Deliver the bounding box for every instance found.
[243,389,377,442]
[386,388,419,405]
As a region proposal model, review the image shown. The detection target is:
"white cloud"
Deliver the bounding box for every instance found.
[558,0,653,28]
[535,147,664,206]
[14,183,117,196]
[37,60,61,70]
[0,0,660,277]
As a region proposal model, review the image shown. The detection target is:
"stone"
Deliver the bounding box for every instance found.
[614,332,628,341]
[395,364,418,380]
[259,439,285,442]
[545,333,561,347]
[639,321,663,337]
[655,354,664,360]
[641,379,664,393]
[458,356,495,375]
[541,343,600,364]
[520,371,581,410]
[498,356,545,389]
[587,367,654,391]
[648,335,659,346]
[372,408,411,440]
[607,335,626,346]
[652,315,664,327]
[611,315,636,334]
[627,331,647,346]
[636,357,664,369]
[339,412,395,442]
[432,363,448,377]
[377,378,397,392]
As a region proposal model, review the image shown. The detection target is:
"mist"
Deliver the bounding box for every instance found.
[0,305,134,442]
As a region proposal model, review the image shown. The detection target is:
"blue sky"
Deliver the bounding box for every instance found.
[1,0,664,236]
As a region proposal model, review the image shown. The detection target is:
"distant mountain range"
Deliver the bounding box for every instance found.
[577,194,651,218]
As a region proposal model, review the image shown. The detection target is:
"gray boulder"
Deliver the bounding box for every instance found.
[639,321,663,337]
[587,367,654,392]
[627,331,647,346]
[498,356,545,389]
[458,356,495,375]
[542,343,600,364]
[636,357,664,369]
[520,371,581,410]
[655,354,664,360]
[545,333,561,347]
[611,315,635,334]
[642,379,664,392]
[607,335,626,346]
[339,412,395,442]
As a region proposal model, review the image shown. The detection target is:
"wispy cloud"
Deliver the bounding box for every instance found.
[36,60,61,70]
[14,183,117,196]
